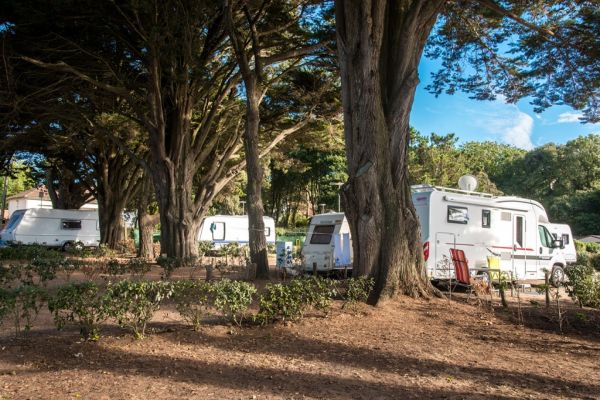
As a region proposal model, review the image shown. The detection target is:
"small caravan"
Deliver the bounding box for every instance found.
[301,213,352,272]
[0,208,100,249]
[197,215,276,247]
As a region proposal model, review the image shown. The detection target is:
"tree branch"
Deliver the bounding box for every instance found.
[477,0,555,39]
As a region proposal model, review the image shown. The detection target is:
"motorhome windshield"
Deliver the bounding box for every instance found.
[310,225,335,244]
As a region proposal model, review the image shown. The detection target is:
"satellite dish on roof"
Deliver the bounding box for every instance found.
[458,175,478,191]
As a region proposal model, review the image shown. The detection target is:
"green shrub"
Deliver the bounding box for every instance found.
[58,258,80,281]
[292,277,338,312]
[0,264,28,288]
[171,280,212,331]
[256,282,304,325]
[585,242,600,254]
[212,279,256,325]
[565,264,600,308]
[156,256,184,279]
[128,258,152,278]
[344,276,375,307]
[0,245,63,261]
[590,254,600,273]
[48,282,108,340]
[0,284,46,335]
[105,280,174,339]
[575,240,587,253]
[30,258,60,285]
[105,258,127,277]
[198,241,214,257]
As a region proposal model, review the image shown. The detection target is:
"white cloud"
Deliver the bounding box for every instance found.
[466,101,534,150]
[557,112,583,123]
[502,112,534,150]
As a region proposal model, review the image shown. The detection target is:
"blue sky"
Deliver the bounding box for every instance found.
[410,57,599,150]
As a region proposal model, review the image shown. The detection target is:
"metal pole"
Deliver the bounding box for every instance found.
[332,182,343,212]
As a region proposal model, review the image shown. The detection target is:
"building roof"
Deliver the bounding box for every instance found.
[578,235,600,243]
[7,186,52,202]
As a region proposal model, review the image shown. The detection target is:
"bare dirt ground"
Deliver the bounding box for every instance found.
[1,266,599,400]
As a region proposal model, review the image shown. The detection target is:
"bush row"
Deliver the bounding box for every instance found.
[574,240,600,254]
[0,276,374,340]
[1,258,153,287]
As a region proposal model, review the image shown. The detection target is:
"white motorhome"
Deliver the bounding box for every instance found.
[301,213,352,272]
[197,215,276,247]
[0,208,100,249]
[543,223,577,264]
[413,184,568,283]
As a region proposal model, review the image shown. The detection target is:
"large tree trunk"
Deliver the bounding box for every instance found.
[336,0,443,303]
[152,168,203,259]
[244,92,270,279]
[137,178,158,259]
[97,193,125,248]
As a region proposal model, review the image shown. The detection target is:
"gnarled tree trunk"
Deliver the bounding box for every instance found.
[244,90,270,278]
[336,0,443,303]
[97,193,125,248]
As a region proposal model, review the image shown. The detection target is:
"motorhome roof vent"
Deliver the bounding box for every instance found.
[458,175,478,192]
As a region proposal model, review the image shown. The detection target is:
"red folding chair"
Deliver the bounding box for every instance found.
[449,248,471,285]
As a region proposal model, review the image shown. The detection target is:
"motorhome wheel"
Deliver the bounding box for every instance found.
[550,265,565,287]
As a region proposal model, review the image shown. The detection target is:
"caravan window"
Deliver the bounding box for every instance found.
[447,206,468,224]
[482,210,491,228]
[265,227,271,237]
[310,225,335,244]
[210,222,225,241]
[61,220,82,230]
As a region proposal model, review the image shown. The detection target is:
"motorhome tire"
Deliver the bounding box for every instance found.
[550,265,565,287]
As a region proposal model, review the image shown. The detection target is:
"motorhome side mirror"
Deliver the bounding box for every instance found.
[552,239,563,248]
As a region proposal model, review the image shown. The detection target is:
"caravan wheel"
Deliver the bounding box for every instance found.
[550,265,565,287]
[62,241,84,252]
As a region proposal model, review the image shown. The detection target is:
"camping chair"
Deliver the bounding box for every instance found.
[449,249,488,301]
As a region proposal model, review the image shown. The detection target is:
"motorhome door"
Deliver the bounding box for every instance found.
[512,214,530,279]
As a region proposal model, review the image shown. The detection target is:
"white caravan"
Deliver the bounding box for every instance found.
[197,215,276,247]
[413,184,569,283]
[301,213,352,272]
[0,208,100,249]
[543,223,577,264]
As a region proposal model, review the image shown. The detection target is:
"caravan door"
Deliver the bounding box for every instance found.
[434,232,456,279]
[512,214,531,280]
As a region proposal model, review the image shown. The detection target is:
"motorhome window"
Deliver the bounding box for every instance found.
[538,226,550,247]
[210,222,225,241]
[5,211,25,230]
[482,210,491,228]
[515,216,524,247]
[562,234,570,245]
[447,206,468,224]
[62,220,82,230]
[310,225,335,244]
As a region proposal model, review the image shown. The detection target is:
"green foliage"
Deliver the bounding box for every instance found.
[256,282,304,325]
[198,241,214,257]
[104,280,173,339]
[256,277,338,325]
[0,284,46,335]
[155,256,193,279]
[104,258,127,277]
[171,280,211,331]
[127,258,152,278]
[211,279,256,326]
[48,282,108,341]
[0,245,64,261]
[29,257,59,285]
[344,277,375,307]
[565,265,600,308]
